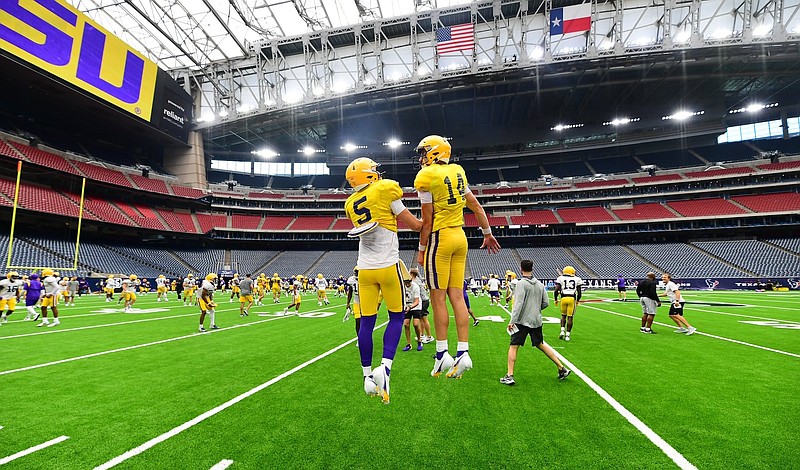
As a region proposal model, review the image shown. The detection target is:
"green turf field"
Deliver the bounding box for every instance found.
[0,289,798,469]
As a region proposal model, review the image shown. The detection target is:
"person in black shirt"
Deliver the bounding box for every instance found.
[636,272,661,334]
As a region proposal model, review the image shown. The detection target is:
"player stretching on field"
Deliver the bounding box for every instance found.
[661,273,696,335]
[487,274,501,306]
[198,273,219,332]
[0,271,22,324]
[345,157,422,404]
[156,275,169,302]
[554,266,582,342]
[283,277,303,316]
[229,273,241,302]
[37,269,60,327]
[415,135,500,379]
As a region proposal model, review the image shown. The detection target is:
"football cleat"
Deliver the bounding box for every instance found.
[364,375,379,397]
[446,352,473,379]
[371,365,390,404]
[473,319,480,327]
[500,374,515,386]
[564,334,571,342]
[417,343,423,351]
[199,326,206,332]
[686,327,697,335]
[402,344,412,352]
[558,368,572,381]
[559,331,566,340]
[431,352,455,378]
[211,325,220,330]
[47,320,60,328]
[674,328,688,333]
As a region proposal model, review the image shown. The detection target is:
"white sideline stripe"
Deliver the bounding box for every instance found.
[0,435,70,465]
[7,310,118,324]
[690,307,799,323]
[0,305,247,340]
[582,305,800,359]
[0,313,197,340]
[94,321,388,470]
[0,305,335,377]
[553,351,697,470]
[210,459,234,470]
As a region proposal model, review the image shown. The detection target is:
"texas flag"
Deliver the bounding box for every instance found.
[550,4,592,35]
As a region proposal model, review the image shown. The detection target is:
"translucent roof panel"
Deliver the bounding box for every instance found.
[69,0,477,71]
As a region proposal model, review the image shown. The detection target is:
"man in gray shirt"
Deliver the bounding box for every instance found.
[501,260,571,386]
[239,274,255,317]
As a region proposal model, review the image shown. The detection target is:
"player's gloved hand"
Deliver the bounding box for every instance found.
[343,307,351,322]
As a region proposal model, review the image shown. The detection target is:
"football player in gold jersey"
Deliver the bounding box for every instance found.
[414,135,500,379]
[345,157,422,404]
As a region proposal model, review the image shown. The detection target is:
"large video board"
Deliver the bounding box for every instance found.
[0,0,192,142]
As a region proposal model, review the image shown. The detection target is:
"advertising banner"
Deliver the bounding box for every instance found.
[0,0,159,120]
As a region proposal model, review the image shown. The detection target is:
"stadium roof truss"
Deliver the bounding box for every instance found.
[75,0,800,127]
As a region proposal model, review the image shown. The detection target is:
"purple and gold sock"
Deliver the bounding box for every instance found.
[381,311,404,361]
[358,315,377,367]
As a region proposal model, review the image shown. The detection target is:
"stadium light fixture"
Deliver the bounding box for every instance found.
[728,102,778,114]
[598,40,614,50]
[312,87,325,97]
[711,29,731,39]
[603,117,640,126]
[551,123,584,131]
[196,113,215,123]
[753,23,772,37]
[251,149,279,158]
[383,139,409,148]
[673,28,691,44]
[284,93,302,104]
[341,143,367,152]
[530,46,545,60]
[218,110,229,118]
[662,110,704,121]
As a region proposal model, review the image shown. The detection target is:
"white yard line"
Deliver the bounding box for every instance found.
[0,305,251,340]
[0,313,198,340]
[689,307,799,323]
[94,321,388,470]
[553,351,697,470]
[0,435,69,465]
[582,305,800,359]
[0,305,334,377]
[209,459,234,470]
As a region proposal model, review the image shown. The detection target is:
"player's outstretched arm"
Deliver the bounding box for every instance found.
[465,192,500,253]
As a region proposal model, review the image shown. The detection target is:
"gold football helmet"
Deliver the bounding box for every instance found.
[346,157,381,191]
[415,135,451,166]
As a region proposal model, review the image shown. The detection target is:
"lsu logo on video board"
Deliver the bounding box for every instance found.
[0,0,158,120]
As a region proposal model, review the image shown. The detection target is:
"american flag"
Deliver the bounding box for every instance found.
[436,23,475,54]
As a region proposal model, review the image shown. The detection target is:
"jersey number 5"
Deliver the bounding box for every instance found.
[443,173,465,205]
[352,196,372,224]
